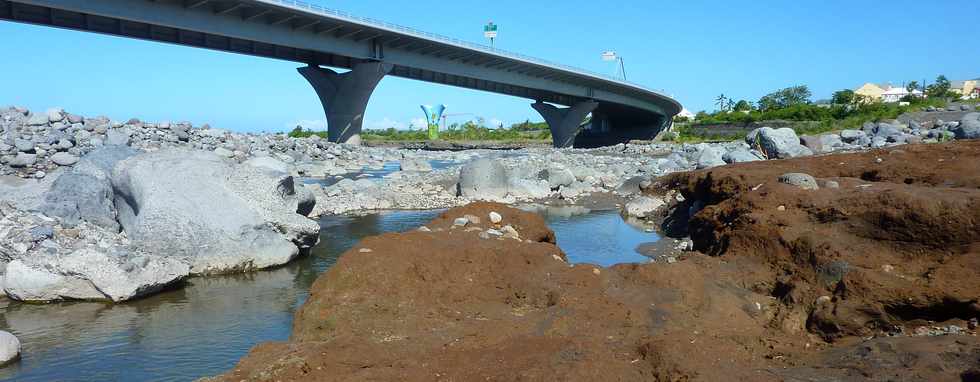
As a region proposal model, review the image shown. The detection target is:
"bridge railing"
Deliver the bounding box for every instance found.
[261,0,667,97]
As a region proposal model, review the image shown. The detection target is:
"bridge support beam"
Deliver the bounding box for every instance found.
[298,62,393,143]
[532,100,599,148]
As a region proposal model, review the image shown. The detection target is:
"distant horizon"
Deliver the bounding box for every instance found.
[1,0,978,133]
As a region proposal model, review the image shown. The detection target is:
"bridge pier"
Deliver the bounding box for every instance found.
[298,62,393,143]
[531,100,599,148]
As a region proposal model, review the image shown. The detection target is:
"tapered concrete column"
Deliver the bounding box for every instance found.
[298,62,393,143]
[532,100,599,148]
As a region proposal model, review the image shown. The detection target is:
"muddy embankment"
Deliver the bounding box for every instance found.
[212,142,980,382]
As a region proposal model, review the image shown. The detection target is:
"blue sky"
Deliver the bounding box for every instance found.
[1,0,978,133]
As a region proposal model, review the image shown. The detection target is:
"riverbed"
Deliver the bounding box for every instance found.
[0,208,658,381]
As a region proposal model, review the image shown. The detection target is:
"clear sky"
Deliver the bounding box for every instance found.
[1,0,978,133]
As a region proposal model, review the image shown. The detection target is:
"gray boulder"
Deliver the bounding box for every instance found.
[106,128,131,146]
[799,135,824,153]
[457,158,508,200]
[9,153,36,168]
[695,145,726,169]
[244,156,289,174]
[4,247,189,302]
[50,152,79,166]
[111,149,319,274]
[399,157,432,172]
[778,173,819,190]
[39,146,138,231]
[819,134,845,151]
[213,147,234,158]
[540,166,576,188]
[13,139,34,153]
[839,129,867,144]
[873,122,901,138]
[0,330,19,366]
[952,113,980,139]
[746,127,813,159]
[723,147,763,163]
[624,196,665,218]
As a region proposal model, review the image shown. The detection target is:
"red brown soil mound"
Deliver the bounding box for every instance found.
[656,141,980,343]
[212,144,980,381]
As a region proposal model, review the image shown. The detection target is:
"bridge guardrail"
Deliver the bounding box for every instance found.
[261,0,669,98]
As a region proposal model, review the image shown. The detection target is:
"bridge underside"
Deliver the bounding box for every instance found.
[0,0,679,148]
[574,103,670,148]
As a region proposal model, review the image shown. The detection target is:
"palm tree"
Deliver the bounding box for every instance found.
[906,81,919,93]
[715,94,728,112]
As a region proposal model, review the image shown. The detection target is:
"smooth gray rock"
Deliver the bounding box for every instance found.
[952,113,980,139]
[819,134,845,151]
[106,128,131,146]
[723,147,763,163]
[507,178,551,199]
[871,136,888,148]
[695,145,726,169]
[746,127,813,159]
[4,247,190,302]
[458,158,508,200]
[0,330,20,366]
[799,135,824,153]
[9,153,36,168]
[540,166,576,188]
[111,149,319,274]
[778,173,819,190]
[624,196,665,218]
[839,129,867,144]
[50,152,79,166]
[45,108,64,123]
[873,122,901,138]
[213,147,234,158]
[399,157,432,172]
[13,139,34,153]
[26,113,48,126]
[243,156,289,174]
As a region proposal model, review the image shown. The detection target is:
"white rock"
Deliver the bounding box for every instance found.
[489,211,502,224]
[624,196,666,218]
[0,331,19,366]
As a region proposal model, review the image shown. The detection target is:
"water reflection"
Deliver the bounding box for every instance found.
[0,207,656,381]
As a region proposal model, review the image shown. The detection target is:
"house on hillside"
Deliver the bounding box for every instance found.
[950,79,979,99]
[854,83,887,101]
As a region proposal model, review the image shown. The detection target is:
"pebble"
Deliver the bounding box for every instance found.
[592,268,601,275]
[777,205,786,211]
[452,217,469,227]
[488,211,502,224]
[500,225,519,240]
[417,226,431,232]
[358,248,372,253]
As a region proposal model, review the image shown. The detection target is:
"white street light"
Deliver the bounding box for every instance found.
[601,51,626,81]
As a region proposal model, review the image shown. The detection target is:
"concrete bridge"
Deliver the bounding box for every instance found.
[0,0,682,148]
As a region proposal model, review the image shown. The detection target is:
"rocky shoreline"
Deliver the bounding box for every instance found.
[3,104,980,378]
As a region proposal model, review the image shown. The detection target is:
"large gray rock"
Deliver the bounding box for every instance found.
[13,139,34,153]
[695,145,726,169]
[778,173,819,190]
[457,158,508,200]
[106,128,131,146]
[539,166,576,188]
[244,156,289,174]
[0,330,19,366]
[952,113,980,139]
[399,157,432,172]
[819,134,845,151]
[746,127,813,159]
[723,147,764,163]
[50,152,79,166]
[111,149,319,274]
[624,196,665,218]
[4,247,189,302]
[9,153,36,168]
[839,129,867,144]
[39,146,138,231]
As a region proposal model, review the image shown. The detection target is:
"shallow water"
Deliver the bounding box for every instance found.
[0,209,657,381]
[302,159,459,187]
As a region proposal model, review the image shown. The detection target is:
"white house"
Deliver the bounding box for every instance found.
[677,108,695,120]
[881,86,923,103]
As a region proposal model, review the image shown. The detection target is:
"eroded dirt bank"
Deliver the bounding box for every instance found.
[212,142,980,381]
